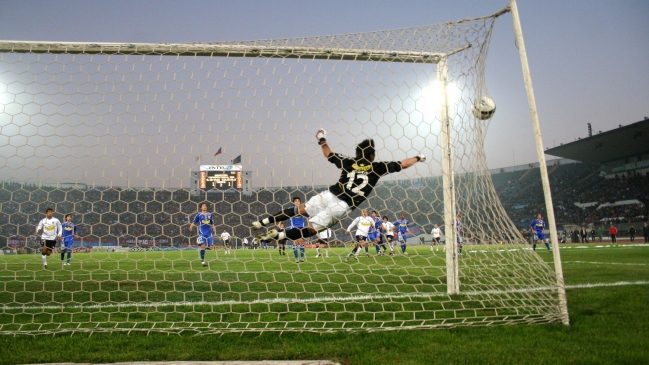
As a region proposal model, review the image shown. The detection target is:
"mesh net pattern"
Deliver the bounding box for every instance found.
[0,9,564,335]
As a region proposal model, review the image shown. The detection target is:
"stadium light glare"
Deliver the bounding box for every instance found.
[419,81,460,122]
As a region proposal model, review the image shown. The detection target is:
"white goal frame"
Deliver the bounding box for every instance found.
[0,0,569,333]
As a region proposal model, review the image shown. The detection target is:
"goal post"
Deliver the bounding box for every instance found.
[0,5,569,335]
[509,0,569,325]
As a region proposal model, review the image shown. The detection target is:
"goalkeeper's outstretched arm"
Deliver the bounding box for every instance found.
[316,128,424,167]
[401,154,426,169]
[316,129,332,157]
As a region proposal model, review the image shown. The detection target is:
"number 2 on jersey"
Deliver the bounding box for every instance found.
[345,171,369,196]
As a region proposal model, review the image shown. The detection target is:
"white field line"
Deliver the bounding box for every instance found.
[1,258,646,280]
[0,261,550,279]
[564,261,649,266]
[2,280,647,311]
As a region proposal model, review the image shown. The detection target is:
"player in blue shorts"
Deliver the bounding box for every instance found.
[288,197,307,262]
[60,214,79,266]
[368,211,384,256]
[394,213,411,256]
[189,203,215,266]
[530,213,551,252]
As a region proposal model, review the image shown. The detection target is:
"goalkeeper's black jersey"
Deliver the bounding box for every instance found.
[327,153,402,208]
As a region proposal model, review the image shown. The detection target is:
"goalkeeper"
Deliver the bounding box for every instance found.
[254,129,426,242]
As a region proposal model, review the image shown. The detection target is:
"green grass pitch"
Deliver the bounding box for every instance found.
[0,243,648,364]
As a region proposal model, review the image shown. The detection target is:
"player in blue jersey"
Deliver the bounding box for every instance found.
[530,213,552,252]
[288,197,307,262]
[60,214,79,266]
[394,213,411,256]
[367,211,384,256]
[456,214,463,255]
[189,203,215,266]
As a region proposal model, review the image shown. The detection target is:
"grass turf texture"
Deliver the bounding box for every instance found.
[0,244,561,333]
[1,244,648,364]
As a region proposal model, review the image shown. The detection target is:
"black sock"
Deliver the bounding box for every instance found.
[267,208,297,225]
[61,252,65,261]
[285,228,314,240]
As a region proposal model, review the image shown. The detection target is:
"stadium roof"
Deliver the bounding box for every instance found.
[545,119,649,164]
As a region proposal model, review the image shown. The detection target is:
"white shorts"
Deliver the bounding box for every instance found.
[305,190,351,231]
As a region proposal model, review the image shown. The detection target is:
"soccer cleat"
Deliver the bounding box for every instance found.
[202,261,206,266]
[43,263,47,269]
[403,252,408,256]
[315,254,320,258]
[256,229,282,241]
[251,221,263,230]
[325,255,329,258]
[300,258,305,262]
[295,259,300,263]
[366,254,371,258]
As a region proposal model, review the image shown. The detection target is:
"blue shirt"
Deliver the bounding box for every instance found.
[289,215,306,228]
[371,217,382,233]
[531,219,545,234]
[193,212,214,237]
[62,222,77,239]
[456,220,462,236]
[395,219,410,235]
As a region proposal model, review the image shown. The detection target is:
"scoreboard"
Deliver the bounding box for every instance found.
[198,165,243,191]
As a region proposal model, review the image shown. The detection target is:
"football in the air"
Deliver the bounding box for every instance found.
[472,96,496,120]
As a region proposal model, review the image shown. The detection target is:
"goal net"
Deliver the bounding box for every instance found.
[0,7,567,335]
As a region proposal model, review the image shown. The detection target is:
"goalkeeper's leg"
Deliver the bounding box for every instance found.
[253,205,303,229]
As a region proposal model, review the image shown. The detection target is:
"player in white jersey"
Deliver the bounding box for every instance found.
[431,224,443,252]
[220,230,232,254]
[381,216,396,256]
[345,209,373,260]
[35,208,63,269]
[315,228,332,258]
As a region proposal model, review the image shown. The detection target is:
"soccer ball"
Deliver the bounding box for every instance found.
[472,96,496,120]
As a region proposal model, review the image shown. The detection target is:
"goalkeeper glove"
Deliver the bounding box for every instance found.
[416,154,426,162]
[315,128,327,145]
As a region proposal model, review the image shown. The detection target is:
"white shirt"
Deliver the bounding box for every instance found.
[382,221,395,236]
[220,232,231,240]
[243,238,248,244]
[431,228,441,238]
[347,216,373,237]
[37,217,63,241]
[319,228,332,240]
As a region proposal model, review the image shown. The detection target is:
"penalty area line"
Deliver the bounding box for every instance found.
[564,261,649,266]
[3,280,647,311]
